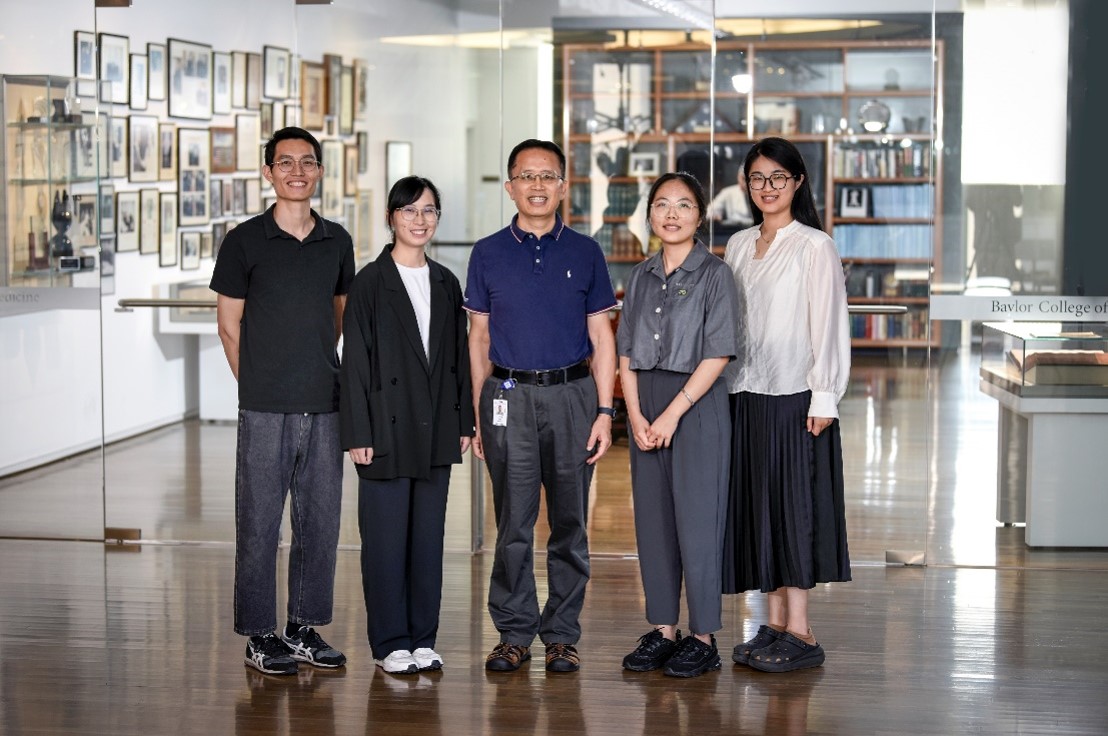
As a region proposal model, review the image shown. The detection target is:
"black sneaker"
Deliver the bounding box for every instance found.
[622,629,682,672]
[662,634,722,678]
[281,626,347,668]
[245,633,298,675]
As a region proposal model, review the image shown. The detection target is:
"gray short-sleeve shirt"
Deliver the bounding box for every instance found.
[617,241,740,373]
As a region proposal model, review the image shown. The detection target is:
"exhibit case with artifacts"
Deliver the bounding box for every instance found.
[1,74,106,287]
[980,321,1108,398]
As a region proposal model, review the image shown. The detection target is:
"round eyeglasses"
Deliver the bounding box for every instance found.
[650,201,698,216]
[509,171,563,184]
[747,173,794,191]
[270,157,320,174]
[398,206,440,222]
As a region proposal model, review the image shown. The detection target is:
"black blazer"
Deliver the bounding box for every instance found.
[339,246,474,481]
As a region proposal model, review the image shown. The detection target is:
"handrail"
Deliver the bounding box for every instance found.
[847,305,908,314]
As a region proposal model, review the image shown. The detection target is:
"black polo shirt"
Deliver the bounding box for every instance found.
[210,206,355,413]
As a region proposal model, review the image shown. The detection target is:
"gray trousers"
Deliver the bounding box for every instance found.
[480,374,598,647]
[629,370,730,635]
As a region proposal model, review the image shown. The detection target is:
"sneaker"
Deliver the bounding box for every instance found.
[412,647,444,671]
[245,633,298,676]
[281,625,347,668]
[662,634,722,678]
[485,642,531,672]
[375,649,419,674]
[544,643,580,672]
[622,629,682,672]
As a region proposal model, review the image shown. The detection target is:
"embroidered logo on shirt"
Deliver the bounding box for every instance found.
[676,288,689,297]
[566,270,572,279]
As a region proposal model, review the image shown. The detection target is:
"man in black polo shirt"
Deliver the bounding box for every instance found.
[465,139,617,673]
[210,127,354,676]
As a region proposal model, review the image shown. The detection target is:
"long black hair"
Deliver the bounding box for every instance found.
[645,171,708,238]
[743,137,822,231]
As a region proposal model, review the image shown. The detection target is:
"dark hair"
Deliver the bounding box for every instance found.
[646,171,708,236]
[264,127,322,166]
[742,137,822,231]
[386,175,442,229]
[507,139,566,178]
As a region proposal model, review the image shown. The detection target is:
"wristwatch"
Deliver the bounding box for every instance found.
[597,406,617,418]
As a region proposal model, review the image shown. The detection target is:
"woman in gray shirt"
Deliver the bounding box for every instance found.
[616,172,740,678]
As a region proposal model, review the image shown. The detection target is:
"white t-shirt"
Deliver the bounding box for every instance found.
[396,262,431,359]
[722,220,850,418]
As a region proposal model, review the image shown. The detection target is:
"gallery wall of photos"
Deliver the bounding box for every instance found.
[73,29,374,285]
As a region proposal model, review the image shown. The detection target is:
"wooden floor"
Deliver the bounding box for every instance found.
[2,351,1108,734]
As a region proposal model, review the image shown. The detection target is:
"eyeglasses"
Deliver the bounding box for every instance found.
[398,205,440,222]
[650,201,698,216]
[747,173,794,190]
[270,157,320,174]
[509,171,563,184]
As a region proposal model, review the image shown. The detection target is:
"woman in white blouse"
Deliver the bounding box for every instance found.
[721,137,851,673]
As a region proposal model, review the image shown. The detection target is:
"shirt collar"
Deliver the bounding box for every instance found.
[645,240,711,277]
[509,213,565,243]
[262,204,330,243]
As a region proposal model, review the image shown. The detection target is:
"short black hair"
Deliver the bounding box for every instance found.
[506,139,566,178]
[387,176,442,226]
[264,127,322,167]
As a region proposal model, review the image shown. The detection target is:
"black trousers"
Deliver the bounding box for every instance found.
[357,466,450,659]
[480,374,598,647]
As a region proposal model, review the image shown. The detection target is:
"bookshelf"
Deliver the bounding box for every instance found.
[561,39,943,348]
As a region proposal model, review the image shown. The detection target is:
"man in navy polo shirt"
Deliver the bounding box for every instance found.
[465,139,617,673]
[211,127,354,676]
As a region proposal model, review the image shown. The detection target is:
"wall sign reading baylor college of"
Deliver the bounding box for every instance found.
[930,295,1108,322]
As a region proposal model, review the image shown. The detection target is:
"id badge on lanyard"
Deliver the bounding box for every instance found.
[492,377,516,426]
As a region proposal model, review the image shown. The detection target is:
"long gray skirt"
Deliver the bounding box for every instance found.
[722,391,851,594]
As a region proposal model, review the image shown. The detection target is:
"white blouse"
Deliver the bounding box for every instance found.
[723,220,851,418]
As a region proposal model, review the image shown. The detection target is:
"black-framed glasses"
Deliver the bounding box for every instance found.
[509,171,563,184]
[271,157,320,174]
[747,173,794,190]
[398,205,440,222]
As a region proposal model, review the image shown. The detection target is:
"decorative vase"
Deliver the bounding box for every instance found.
[50,190,73,259]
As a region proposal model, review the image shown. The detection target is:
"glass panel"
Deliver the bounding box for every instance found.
[753,48,844,93]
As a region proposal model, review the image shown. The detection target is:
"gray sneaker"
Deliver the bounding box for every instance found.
[245,633,298,675]
[281,626,347,668]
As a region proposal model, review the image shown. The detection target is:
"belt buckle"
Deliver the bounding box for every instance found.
[535,370,550,387]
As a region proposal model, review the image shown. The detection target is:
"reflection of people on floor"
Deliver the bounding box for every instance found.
[237,667,337,736]
[368,669,442,734]
[753,668,823,736]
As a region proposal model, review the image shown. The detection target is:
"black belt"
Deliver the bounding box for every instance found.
[491,360,590,387]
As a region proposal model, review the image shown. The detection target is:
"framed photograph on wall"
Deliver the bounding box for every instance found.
[272,101,285,132]
[340,66,354,136]
[168,38,213,120]
[177,128,211,226]
[245,178,262,215]
[128,115,159,183]
[385,141,412,192]
[180,231,201,271]
[212,52,232,115]
[222,180,234,216]
[263,45,290,100]
[260,102,274,139]
[140,189,160,255]
[353,58,369,120]
[210,178,222,218]
[73,195,97,249]
[235,115,259,171]
[233,178,246,215]
[246,52,262,110]
[356,190,372,261]
[300,61,325,131]
[840,185,869,218]
[210,127,235,174]
[200,231,213,260]
[129,54,148,110]
[109,117,127,179]
[231,51,247,108]
[323,53,343,118]
[344,145,358,196]
[147,43,167,101]
[74,31,96,82]
[629,151,660,177]
[321,140,344,218]
[357,131,368,174]
[116,191,139,253]
[100,185,115,235]
[158,123,176,181]
[98,33,130,104]
[159,192,178,266]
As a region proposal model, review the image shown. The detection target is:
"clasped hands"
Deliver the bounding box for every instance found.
[629,410,679,452]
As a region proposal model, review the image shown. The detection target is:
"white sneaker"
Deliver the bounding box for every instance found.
[412,647,444,671]
[374,649,418,674]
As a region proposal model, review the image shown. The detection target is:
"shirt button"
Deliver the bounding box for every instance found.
[655,307,661,313]
[653,334,660,340]
[661,284,667,290]
[535,258,540,263]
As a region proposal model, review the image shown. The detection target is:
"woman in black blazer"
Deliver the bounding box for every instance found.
[340,176,474,675]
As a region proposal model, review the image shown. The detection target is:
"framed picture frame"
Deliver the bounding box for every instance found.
[140,189,160,255]
[180,231,201,271]
[235,115,259,171]
[259,102,274,139]
[840,185,869,218]
[284,105,301,128]
[209,179,222,220]
[357,131,368,174]
[129,54,148,110]
[212,221,227,260]
[300,61,325,131]
[231,51,247,109]
[158,123,176,181]
[246,52,263,110]
[233,178,246,215]
[323,54,343,118]
[74,31,96,81]
[99,237,115,295]
[222,180,235,216]
[159,192,179,266]
[98,33,130,104]
[200,231,214,260]
[339,66,354,136]
[210,127,236,174]
[108,117,127,179]
[212,52,232,115]
[355,189,372,261]
[245,178,262,215]
[385,141,412,192]
[100,185,115,235]
[168,38,213,120]
[272,101,285,132]
[147,43,167,101]
[629,151,660,177]
[128,115,159,183]
[343,199,356,232]
[116,191,140,252]
[353,59,369,121]
[177,128,211,226]
[321,140,344,218]
[263,45,290,100]
[74,194,97,249]
[344,145,358,196]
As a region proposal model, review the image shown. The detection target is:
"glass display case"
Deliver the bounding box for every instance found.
[980,321,1108,397]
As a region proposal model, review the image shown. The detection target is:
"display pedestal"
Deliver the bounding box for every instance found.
[980,380,1108,547]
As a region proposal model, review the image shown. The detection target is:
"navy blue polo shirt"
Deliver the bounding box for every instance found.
[464,214,616,370]
[210,206,355,413]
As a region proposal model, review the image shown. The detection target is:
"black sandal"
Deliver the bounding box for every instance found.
[732,625,783,666]
[748,632,825,673]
